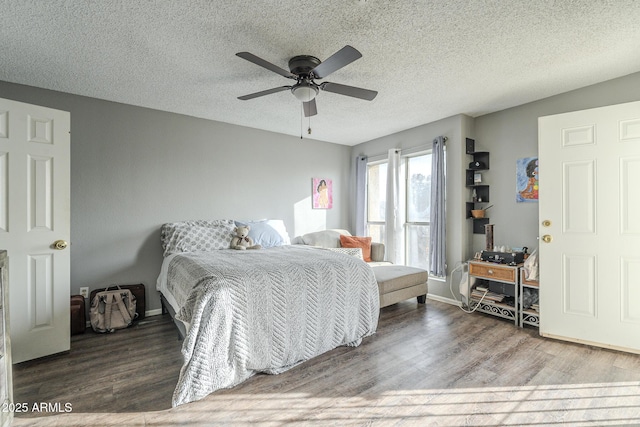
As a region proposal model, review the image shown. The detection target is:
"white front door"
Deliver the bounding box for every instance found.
[0,97,70,363]
[538,100,640,353]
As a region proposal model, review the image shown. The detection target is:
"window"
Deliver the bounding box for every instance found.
[366,151,438,271]
[405,154,431,270]
[366,161,386,244]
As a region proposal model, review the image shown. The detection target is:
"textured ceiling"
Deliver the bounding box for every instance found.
[2,1,640,146]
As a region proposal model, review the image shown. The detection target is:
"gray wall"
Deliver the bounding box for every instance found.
[474,71,640,256]
[351,71,640,303]
[0,80,351,313]
[3,70,640,312]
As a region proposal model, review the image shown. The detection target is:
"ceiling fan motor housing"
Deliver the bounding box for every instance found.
[288,56,322,101]
[288,55,321,77]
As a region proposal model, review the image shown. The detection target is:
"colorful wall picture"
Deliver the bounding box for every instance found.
[312,178,333,209]
[516,157,538,202]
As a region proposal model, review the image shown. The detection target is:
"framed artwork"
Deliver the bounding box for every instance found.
[516,157,538,202]
[312,178,332,209]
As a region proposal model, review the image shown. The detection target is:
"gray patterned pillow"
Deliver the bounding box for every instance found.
[161,220,235,256]
[327,247,364,260]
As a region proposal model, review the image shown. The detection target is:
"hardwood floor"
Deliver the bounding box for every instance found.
[11,299,640,426]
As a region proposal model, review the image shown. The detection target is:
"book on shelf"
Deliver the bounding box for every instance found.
[471,288,505,303]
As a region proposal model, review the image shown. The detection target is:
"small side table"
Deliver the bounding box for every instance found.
[520,270,540,328]
[468,260,520,326]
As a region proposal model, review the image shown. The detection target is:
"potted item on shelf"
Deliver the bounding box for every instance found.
[471,205,493,218]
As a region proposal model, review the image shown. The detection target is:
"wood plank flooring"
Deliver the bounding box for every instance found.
[10,299,640,426]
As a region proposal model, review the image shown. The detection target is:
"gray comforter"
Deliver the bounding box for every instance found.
[166,245,380,406]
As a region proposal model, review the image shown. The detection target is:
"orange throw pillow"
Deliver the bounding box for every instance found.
[339,235,372,262]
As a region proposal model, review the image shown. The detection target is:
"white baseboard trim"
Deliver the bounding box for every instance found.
[540,332,640,355]
[146,308,163,317]
[427,293,462,307]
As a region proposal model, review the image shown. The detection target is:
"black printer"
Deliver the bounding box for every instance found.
[480,250,525,265]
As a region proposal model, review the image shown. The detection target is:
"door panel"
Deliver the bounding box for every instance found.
[539,100,640,353]
[0,97,70,363]
[562,254,596,317]
[0,152,6,232]
[619,118,640,141]
[28,253,54,329]
[562,160,595,234]
[620,157,640,234]
[28,155,54,231]
[621,257,640,323]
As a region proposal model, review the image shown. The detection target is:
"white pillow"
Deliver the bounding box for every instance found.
[161,220,235,256]
[234,219,291,247]
[264,219,291,245]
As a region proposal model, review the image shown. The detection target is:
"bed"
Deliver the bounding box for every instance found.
[156,220,380,406]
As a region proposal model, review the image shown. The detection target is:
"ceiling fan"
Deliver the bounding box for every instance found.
[236,45,378,117]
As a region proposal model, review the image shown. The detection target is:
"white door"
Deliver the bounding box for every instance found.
[538,100,640,354]
[0,98,70,363]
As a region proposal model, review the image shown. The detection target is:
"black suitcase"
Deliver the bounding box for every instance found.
[70,295,86,335]
[89,284,146,320]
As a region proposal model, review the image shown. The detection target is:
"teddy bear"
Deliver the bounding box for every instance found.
[230,226,261,250]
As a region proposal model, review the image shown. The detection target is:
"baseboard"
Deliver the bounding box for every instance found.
[146,308,163,317]
[427,293,462,307]
[540,332,640,355]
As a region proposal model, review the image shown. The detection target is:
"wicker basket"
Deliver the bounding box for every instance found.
[471,209,485,218]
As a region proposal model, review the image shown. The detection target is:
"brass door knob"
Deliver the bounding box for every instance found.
[541,235,553,243]
[53,240,68,250]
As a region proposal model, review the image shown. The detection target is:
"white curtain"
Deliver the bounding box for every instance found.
[385,149,404,264]
[355,155,368,236]
[429,136,446,276]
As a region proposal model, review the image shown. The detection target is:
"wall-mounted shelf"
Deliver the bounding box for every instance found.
[465,138,490,234]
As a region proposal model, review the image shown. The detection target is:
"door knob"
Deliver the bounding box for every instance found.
[542,220,551,227]
[53,240,68,250]
[541,235,553,243]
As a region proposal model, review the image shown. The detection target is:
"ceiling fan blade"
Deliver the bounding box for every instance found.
[236,52,296,79]
[320,82,378,101]
[311,45,362,79]
[303,99,317,117]
[238,86,291,100]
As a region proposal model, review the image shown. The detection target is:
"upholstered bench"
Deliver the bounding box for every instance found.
[292,229,428,308]
[373,264,428,308]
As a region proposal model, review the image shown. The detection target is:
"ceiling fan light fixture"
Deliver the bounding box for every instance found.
[292,83,318,102]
